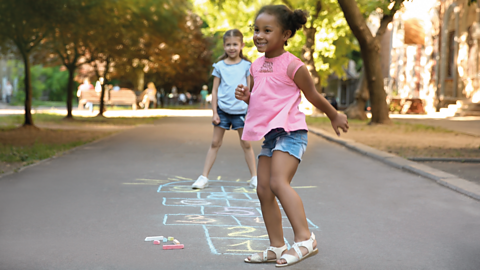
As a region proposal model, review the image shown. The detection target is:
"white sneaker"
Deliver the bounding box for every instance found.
[249,176,257,189]
[192,175,209,189]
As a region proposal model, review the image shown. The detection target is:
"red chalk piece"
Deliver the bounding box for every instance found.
[153,240,161,245]
[162,244,184,250]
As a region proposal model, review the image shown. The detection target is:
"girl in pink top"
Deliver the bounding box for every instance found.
[236,5,349,267]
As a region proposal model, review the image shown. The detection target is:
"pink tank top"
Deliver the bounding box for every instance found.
[242,52,308,141]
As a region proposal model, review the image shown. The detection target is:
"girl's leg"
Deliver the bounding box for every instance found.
[246,156,285,261]
[236,128,257,177]
[268,151,316,264]
[201,126,225,178]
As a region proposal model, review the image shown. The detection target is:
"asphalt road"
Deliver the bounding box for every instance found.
[0,117,479,270]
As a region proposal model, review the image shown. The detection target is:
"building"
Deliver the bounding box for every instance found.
[386,0,480,115]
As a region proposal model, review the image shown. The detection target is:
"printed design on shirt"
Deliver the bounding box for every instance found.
[259,61,273,73]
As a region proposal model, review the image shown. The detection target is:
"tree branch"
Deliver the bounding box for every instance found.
[337,0,374,47]
[375,0,404,40]
[313,1,322,20]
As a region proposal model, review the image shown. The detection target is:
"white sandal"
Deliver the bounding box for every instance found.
[244,244,287,263]
[276,233,318,267]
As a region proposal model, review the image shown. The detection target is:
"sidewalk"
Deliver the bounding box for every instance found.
[309,113,480,201]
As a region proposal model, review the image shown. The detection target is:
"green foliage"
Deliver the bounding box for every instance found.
[15,65,45,103]
[43,66,71,101]
[192,0,271,61]
[11,65,71,103]
[193,0,359,84]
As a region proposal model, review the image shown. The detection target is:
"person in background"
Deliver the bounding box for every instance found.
[200,85,209,108]
[4,81,12,104]
[191,29,257,190]
[76,78,93,98]
[94,80,102,93]
[76,78,94,109]
[140,82,157,109]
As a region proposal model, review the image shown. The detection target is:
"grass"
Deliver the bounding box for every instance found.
[0,140,88,163]
[305,115,480,158]
[0,113,165,172]
[306,116,368,125]
[90,104,202,110]
[0,113,164,128]
[305,116,453,134]
[10,100,78,108]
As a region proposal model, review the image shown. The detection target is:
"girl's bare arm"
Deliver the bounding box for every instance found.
[235,74,254,104]
[211,76,220,114]
[294,65,349,135]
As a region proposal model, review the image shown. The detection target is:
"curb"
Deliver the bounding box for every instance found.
[309,127,480,201]
[407,157,480,163]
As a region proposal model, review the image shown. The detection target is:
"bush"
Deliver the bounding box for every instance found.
[44,66,71,101]
[13,65,72,103]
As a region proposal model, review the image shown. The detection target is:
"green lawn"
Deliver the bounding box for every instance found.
[10,100,78,108]
[0,113,164,169]
[0,140,87,164]
[0,113,164,129]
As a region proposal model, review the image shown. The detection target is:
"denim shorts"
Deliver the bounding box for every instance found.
[259,128,308,162]
[214,107,246,130]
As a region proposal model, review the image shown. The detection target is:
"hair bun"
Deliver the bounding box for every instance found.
[292,9,308,29]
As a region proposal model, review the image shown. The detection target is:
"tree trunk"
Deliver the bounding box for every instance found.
[302,27,322,92]
[97,58,111,117]
[337,0,393,124]
[362,40,390,123]
[65,65,75,119]
[21,51,35,127]
[98,82,106,117]
[135,66,145,92]
[345,71,369,120]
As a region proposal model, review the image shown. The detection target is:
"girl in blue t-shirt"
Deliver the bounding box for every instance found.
[192,29,258,190]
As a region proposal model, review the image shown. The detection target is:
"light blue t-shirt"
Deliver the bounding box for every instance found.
[212,59,251,114]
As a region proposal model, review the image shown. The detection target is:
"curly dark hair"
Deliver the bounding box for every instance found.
[255,5,308,46]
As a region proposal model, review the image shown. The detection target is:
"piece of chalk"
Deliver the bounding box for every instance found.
[167,237,174,241]
[163,238,167,242]
[153,240,161,245]
[163,244,184,250]
[173,239,180,245]
[145,236,164,241]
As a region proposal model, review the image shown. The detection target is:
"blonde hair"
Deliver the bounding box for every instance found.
[147,82,157,91]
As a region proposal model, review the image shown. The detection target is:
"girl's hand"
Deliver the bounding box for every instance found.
[235,84,250,103]
[331,113,349,136]
[212,113,220,125]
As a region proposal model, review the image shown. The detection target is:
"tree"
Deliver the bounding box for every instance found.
[143,12,213,94]
[46,0,100,119]
[0,0,61,127]
[111,0,197,94]
[337,0,407,124]
[282,0,356,91]
[196,0,358,94]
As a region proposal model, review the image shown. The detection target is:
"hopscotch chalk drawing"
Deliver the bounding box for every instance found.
[155,177,319,255]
